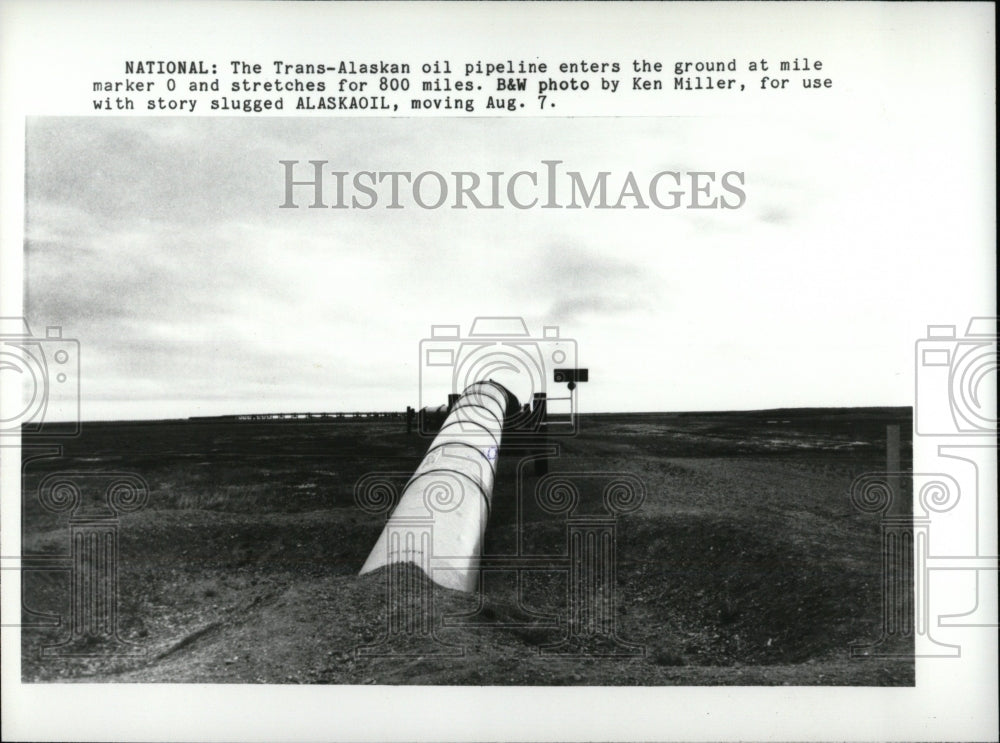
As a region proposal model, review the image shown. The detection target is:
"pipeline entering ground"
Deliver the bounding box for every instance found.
[20,408,912,685]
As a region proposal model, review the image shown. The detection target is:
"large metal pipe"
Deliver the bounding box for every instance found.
[359,380,519,592]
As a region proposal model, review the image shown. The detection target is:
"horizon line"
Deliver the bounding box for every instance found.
[41,403,913,426]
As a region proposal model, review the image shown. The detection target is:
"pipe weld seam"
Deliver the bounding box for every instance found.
[437,418,500,441]
[422,440,500,469]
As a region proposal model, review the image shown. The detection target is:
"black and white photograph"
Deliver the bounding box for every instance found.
[18,114,920,686]
[1,2,995,741]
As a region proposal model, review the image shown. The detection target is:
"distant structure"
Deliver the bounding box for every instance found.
[188,411,407,422]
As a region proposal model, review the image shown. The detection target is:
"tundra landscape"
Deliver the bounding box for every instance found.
[20,407,913,685]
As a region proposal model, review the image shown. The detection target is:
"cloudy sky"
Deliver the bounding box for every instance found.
[24,109,991,419]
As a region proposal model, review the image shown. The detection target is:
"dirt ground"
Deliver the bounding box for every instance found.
[19,408,914,684]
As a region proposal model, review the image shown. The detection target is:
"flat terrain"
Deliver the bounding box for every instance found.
[19,408,913,684]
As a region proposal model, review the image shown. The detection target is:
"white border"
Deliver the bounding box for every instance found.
[2,2,996,741]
